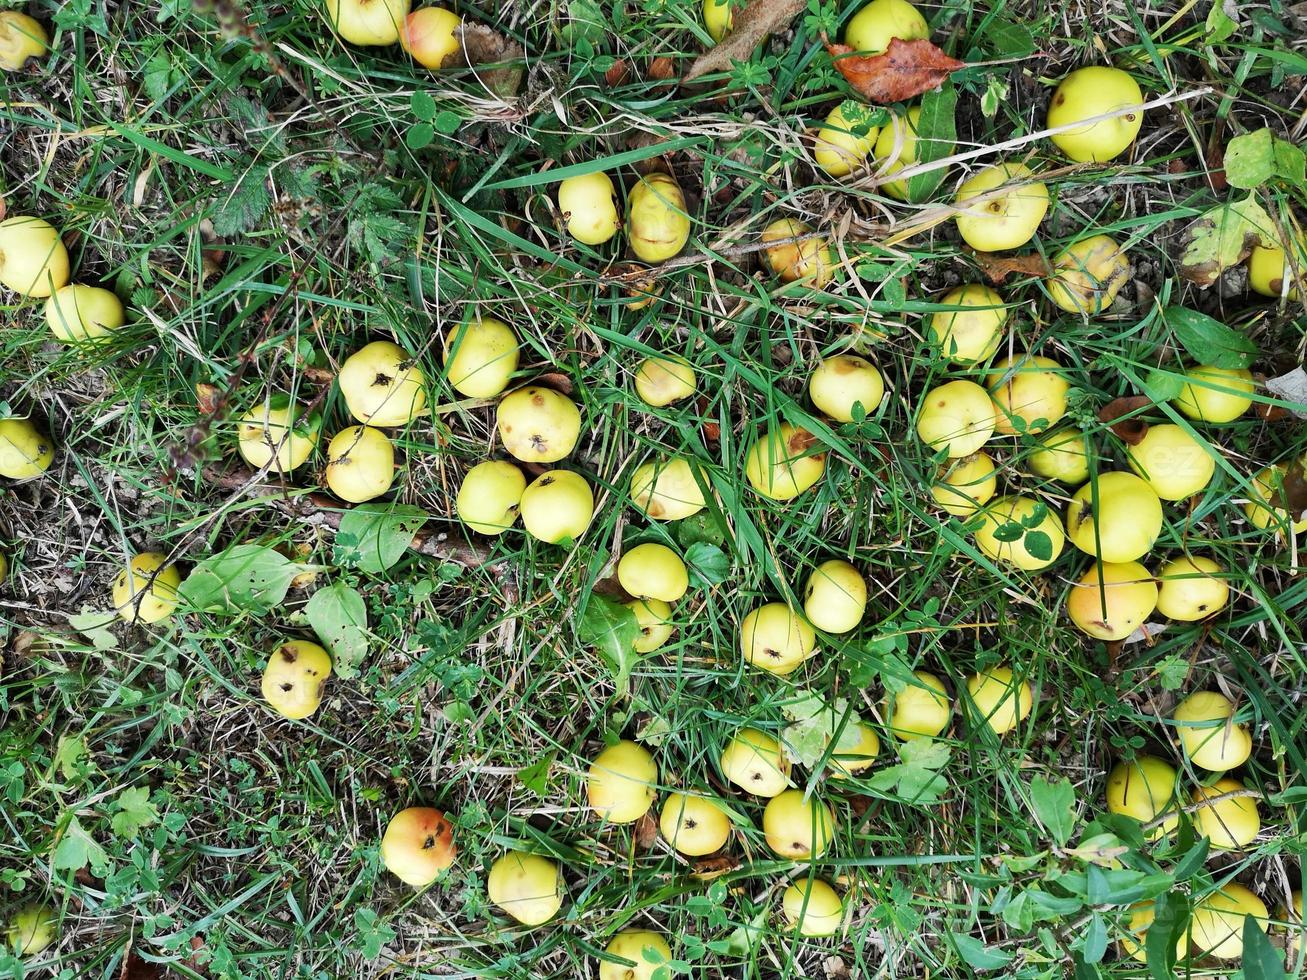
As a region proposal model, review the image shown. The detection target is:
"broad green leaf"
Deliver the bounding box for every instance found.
[782,690,862,768]
[907,81,958,204]
[305,582,369,679]
[1224,127,1306,189]
[1146,891,1188,980]
[67,610,118,650]
[683,542,729,588]
[1204,2,1237,43]
[952,931,1014,970]
[1162,305,1258,368]
[179,544,306,615]
[110,786,160,838]
[1030,775,1078,846]
[53,816,110,875]
[335,503,429,575]
[517,752,554,795]
[1081,913,1108,964]
[578,595,641,697]
[1177,195,1276,287]
[1241,911,1288,980]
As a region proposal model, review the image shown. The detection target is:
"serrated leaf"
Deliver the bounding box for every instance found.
[335,504,429,575]
[178,544,306,615]
[211,169,271,236]
[1162,305,1258,368]
[305,582,369,679]
[110,786,160,838]
[579,595,640,696]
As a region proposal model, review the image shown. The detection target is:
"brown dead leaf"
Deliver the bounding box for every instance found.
[692,854,741,878]
[604,59,630,87]
[531,372,575,395]
[634,811,659,851]
[120,952,161,980]
[681,0,806,83]
[0,195,6,221]
[195,383,222,416]
[649,56,676,81]
[451,23,525,97]
[1272,458,1307,519]
[971,250,1052,285]
[825,37,965,105]
[1098,395,1153,445]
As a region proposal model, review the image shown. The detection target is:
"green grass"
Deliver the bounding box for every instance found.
[2,0,1307,977]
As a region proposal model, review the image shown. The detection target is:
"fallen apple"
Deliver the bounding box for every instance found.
[1172,365,1254,424]
[519,469,594,543]
[1242,462,1307,535]
[1189,777,1259,850]
[0,11,48,71]
[781,878,844,937]
[761,218,834,288]
[884,670,951,740]
[44,284,125,343]
[443,315,520,398]
[973,495,1065,571]
[927,284,1007,365]
[931,452,997,518]
[618,542,688,602]
[954,163,1049,252]
[987,353,1068,435]
[1155,554,1228,621]
[112,551,181,624]
[916,380,996,458]
[1065,471,1163,563]
[826,721,879,778]
[325,425,395,503]
[1065,560,1157,641]
[763,789,833,860]
[813,101,879,177]
[558,170,620,246]
[486,850,563,926]
[1104,755,1177,836]
[1190,883,1267,960]
[0,216,69,297]
[744,423,826,500]
[399,5,460,67]
[598,929,673,980]
[324,0,411,46]
[1124,423,1214,501]
[802,559,866,633]
[634,354,696,407]
[964,665,1032,736]
[658,792,731,856]
[873,106,924,201]
[1046,66,1143,163]
[627,598,674,652]
[739,602,816,675]
[719,728,790,797]
[456,459,526,535]
[808,354,884,422]
[843,0,928,55]
[627,172,690,263]
[1173,690,1251,772]
[0,417,55,479]
[1046,234,1130,316]
[496,385,582,463]
[4,903,55,956]
[586,740,658,824]
[237,396,320,473]
[630,456,707,521]
[338,340,427,427]
[261,639,332,720]
[380,806,457,886]
[1026,426,1091,484]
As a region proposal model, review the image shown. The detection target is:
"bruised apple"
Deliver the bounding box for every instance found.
[400,6,459,67]
[381,806,456,886]
[261,639,332,720]
[745,423,825,500]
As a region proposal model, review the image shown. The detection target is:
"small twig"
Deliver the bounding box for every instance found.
[1141,786,1264,833]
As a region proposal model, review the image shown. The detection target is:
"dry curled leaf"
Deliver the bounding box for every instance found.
[451,23,524,97]
[649,56,676,81]
[1176,196,1274,288]
[531,371,575,395]
[825,37,965,105]
[971,250,1052,285]
[1272,458,1307,518]
[195,383,222,416]
[1262,367,1307,420]
[1098,395,1153,445]
[681,0,806,83]
[692,854,740,878]
[604,59,630,87]
[634,811,659,850]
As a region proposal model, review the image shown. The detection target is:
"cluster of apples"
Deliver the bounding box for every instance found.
[324,0,463,68]
[1104,689,1292,963]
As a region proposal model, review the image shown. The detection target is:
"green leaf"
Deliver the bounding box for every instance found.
[1241,911,1288,980]
[781,690,861,768]
[951,932,1014,971]
[898,738,950,771]
[410,90,437,120]
[305,582,369,679]
[1030,775,1078,846]
[1161,305,1258,369]
[578,595,641,696]
[1176,194,1276,287]
[516,751,554,795]
[683,542,729,588]
[675,511,726,548]
[433,110,462,135]
[1023,530,1053,563]
[1223,127,1306,189]
[67,610,117,650]
[179,544,307,615]
[110,786,160,838]
[1142,368,1185,402]
[1204,2,1237,43]
[405,123,435,150]
[1081,913,1108,964]
[53,735,91,783]
[352,907,395,959]
[53,816,110,875]
[1146,892,1188,980]
[335,503,429,575]
[211,168,271,236]
[980,18,1034,56]
[907,81,958,204]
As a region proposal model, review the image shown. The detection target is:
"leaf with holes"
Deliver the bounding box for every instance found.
[306,582,369,679]
[179,544,307,615]
[336,504,429,574]
[1176,195,1276,287]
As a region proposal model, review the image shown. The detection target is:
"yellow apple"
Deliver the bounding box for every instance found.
[1105,756,1177,835]
[1173,365,1254,424]
[1046,235,1130,315]
[763,789,834,860]
[884,670,951,740]
[1125,423,1214,501]
[1243,462,1307,535]
[627,173,690,263]
[1155,555,1228,621]
[843,0,928,55]
[719,728,790,797]
[380,806,456,886]
[338,341,427,426]
[443,315,519,398]
[261,639,332,719]
[932,452,997,518]
[456,460,526,535]
[4,903,55,956]
[0,12,48,71]
[237,396,320,473]
[1065,471,1163,563]
[1119,899,1188,964]
[519,469,593,543]
[973,495,1065,571]
[761,218,835,288]
[927,284,1007,364]
[1026,426,1091,483]
[325,0,410,46]
[803,559,866,633]
[1248,236,1301,299]
[827,721,879,778]
[0,216,69,297]
[1190,777,1260,849]
[558,171,620,246]
[325,426,395,503]
[744,423,826,500]
[0,417,55,479]
[813,101,879,177]
[1279,891,1304,957]
[630,456,706,520]
[1065,560,1157,641]
[618,542,688,602]
[916,380,996,457]
[739,602,816,675]
[599,930,673,980]
[586,740,658,824]
[634,354,696,407]
[873,105,924,201]
[44,284,125,343]
[659,793,731,856]
[487,851,563,926]
[987,353,1068,435]
[703,0,732,41]
[496,386,581,463]
[1190,883,1268,960]
[1173,690,1251,771]
[808,354,884,422]
[1046,67,1144,163]
[399,6,459,67]
[112,552,181,624]
[954,163,1049,252]
[782,878,844,937]
[964,665,1032,736]
[627,598,674,652]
